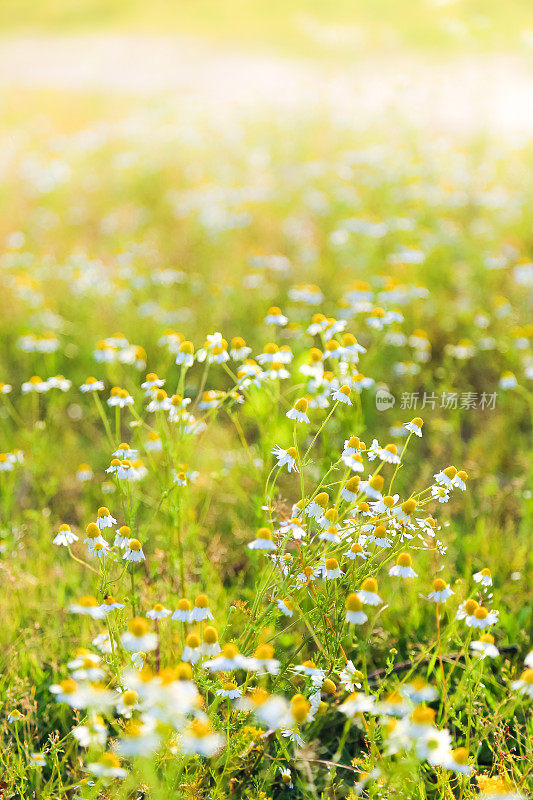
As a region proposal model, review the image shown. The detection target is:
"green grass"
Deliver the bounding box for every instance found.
[0,92,531,798]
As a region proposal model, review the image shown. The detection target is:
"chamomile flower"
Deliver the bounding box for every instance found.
[331,385,352,404]
[279,767,294,788]
[121,618,158,652]
[360,474,385,501]
[22,376,49,393]
[230,336,251,361]
[53,523,78,546]
[286,398,309,423]
[198,390,221,410]
[279,518,306,540]
[272,444,298,472]
[452,470,468,490]
[7,710,24,723]
[322,557,343,580]
[48,375,71,391]
[377,691,410,717]
[368,524,393,548]
[145,431,163,452]
[357,577,383,606]
[395,498,417,524]
[404,417,424,437]
[296,566,318,583]
[175,340,195,367]
[50,678,87,708]
[345,593,368,625]
[434,466,457,490]
[115,689,140,717]
[294,660,325,680]
[511,668,533,698]
[204,643,252,672]
[172,598,192,622]
[68,650,103,677]
[75,463,90,481]
[248,527,276,551]
[445,747,472,775]
[69,595,107,619]
[474,567,493,586]
[525,651,533,668]
[251,643,280,675]
[182,633,202,663]
[416,726,453,767]
[116,719,161,757]
[341,332,366,361]
[457,597,479,621]
[201,626,221,657]
[471,633,500,659]
[341,475,360,502]
[346,542,369,560]
[81,377,105,392]
[141,373,165,393]
[389,552,418,579]
[190,594,214,622]
[96,507,116,529]
[276,598,294,617]
[113,524,131,549]
[371,494,399,516]
[147,603,172,620]
[428,578,454,603]
[499,371,518,389]
[319,526,341,544]
[107,387,134,408]
[400,678,439,705]
[339,661,363,693]
[0,454,14,472]
[216,681,242,699]
[339,692,375,718]
[99,595,125,613]
[87,752,127,779]
[265,306,288,326]
[147,388,171,412]
[306,491,329,520]
[123,538,146,562]
[73,716,108,748]
[180,718,224,757]
[466,606,499,629]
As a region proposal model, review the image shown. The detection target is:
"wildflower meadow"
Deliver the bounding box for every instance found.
[0,5,532,800]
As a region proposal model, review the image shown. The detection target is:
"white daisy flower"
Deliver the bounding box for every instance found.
[53,524,78,546]
[428,579,454,603]
[190,594,214,622]
[87,753,127,779]
[357,578,383,606]
[286,398,309,423]
[248,528,276,551]
[404,417,424,437]
[95,507,116,529]
[216,681,242,699]
[473,568,492,586]
[272,444,298,472]
[123,538,146,562]
[389,553,417,579]
[470,634,499,659]
[339,692,375,718]
[146,603,172,620]
[276,598,294,617]
[203,643,252,672]
[121,619,158,652]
